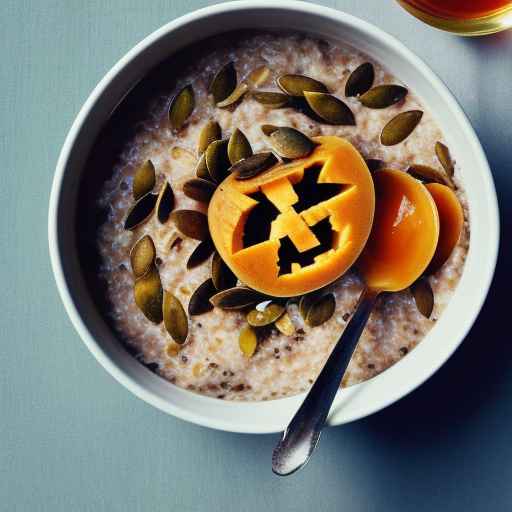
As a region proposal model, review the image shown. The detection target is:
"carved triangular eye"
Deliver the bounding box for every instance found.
[243,191,280,249]
[292,166,344,212]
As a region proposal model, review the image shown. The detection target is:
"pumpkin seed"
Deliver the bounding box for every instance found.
[228,128,252,165]
[411,278,434,319]
[130,235,156,278]
[345,62,375,97]
[298,292,320,320]
[239,325,258,358]
[209,62,237,103]
[365,158,384,172]
[155,181,174,223]
[205,139,230,182]
[210,286,265,310]
[183,178,216,203]
[163,291,188,344]
[261,124,279,136]
[303,92,355,125]
[381,110,423,146]
[133,266,163,323]
[275,312,295,336]
[305,293,335,327]
[211,252,237,290]
[124,192,157,230]
[216,83,249,108]
[231,152,278,180]
[270,127,316,159]
[168,85,194,130]
[170,210,209,240]
[133,160,156,200]
[407,164,450,185]
[186,239,215,270]
[198,120,221,155]
[252,91,291,109]
[247,303,285,327]
[188,278,216,316]
[277,74,328,97]
[247,65,271,88]
[435,141,454,178]
[195,153,211,181]
[359,85,408,109]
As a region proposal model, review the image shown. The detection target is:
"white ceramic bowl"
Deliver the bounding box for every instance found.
[48,0,499,433]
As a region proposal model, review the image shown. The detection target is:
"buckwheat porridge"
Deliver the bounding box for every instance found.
[81,32,469,401]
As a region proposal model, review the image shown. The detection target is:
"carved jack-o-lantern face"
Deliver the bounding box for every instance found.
[208,136,375,297]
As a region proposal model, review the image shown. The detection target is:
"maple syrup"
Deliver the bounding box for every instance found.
[398,0,512,34]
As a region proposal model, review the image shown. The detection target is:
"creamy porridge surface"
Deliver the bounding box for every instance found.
[95,33,469,401]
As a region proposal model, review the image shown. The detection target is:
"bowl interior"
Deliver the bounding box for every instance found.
[49,1,498,433]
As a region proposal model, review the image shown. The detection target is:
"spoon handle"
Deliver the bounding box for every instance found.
[272,286,379,476]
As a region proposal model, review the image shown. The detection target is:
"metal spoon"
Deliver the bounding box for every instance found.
[272,170,441,476]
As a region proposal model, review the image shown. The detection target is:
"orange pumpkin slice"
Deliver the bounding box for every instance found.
[425,183,464,274]
[208,136,375,297]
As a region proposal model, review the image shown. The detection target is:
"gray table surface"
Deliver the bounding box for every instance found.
[2,0,511,510]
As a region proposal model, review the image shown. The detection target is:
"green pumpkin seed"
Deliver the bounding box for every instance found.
[124,192,157,230]
[435,141,454,178]
[195,153,211,181]
[155,181,174,224]
[239,325,258,358]
[198,120,222,155]
[411,278,434,319]
[209,62,237,103]
[252,91,291,108]
[275,312,295,336]
[211,252,237,290]
[359,85,408,109]
[277,74,328,97]
[228,128,252,165]
[216,83,249,108]
[303,91,355,125]
[247,303,285,327]
[163,291,188,344]
[170,210,209,240]
[186,240,215,270]
[133,266,163,323]
[130,235,156,278]
[298,292,320,320]
[168,85,194,130]
[210,286,265,310]
[305,293,335,327]
[365,158,384,172]
[261,124,279,136]
[270,127,316,159]
[188,278,216,316]
[183,178,216,203]
[133,160,156,200]
[205,139,230,182]
[408,164,450,185]
[381,110,423,146]
[247,65,271,88]
[345,62,375,97]
[231,152,278,180]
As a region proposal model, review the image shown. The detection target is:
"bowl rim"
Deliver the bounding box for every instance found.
[48,0,499,433]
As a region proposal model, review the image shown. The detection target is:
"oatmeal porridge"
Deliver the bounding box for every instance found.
[81,32,469,401]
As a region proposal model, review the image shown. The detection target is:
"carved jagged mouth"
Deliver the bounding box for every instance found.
[242,166,346,276]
